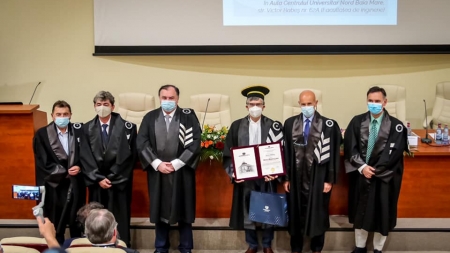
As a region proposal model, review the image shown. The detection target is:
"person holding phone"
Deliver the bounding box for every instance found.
[33,100,85,244]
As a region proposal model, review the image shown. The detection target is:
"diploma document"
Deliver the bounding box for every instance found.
[231,142,285,180]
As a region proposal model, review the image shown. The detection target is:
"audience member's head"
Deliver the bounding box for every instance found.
[76,201,104,235]
[84,209,118,245]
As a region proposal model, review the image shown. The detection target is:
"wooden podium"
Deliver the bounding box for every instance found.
[0,105,47,219]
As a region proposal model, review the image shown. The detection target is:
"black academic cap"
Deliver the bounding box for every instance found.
[241,86,270,100]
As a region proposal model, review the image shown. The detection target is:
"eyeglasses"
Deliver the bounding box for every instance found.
[247,103,264,107]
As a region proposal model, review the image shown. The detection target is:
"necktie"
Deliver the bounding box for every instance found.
[101,124,109,146]
[366,119,378,163]
[165,115,171,131]
[304,118,310,144]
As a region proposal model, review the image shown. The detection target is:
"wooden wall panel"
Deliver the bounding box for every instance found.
[329,159,349,215]
[399,156,450,217]
[128,143,450,218]
[130,167,149,218]
[195,160,233,218]
[3,124,450,219]
[0,105,47,219]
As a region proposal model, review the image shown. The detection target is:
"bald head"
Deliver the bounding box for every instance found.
[298,90,317,107]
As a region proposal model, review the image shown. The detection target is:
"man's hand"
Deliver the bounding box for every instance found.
[264,175,278,182]
[37,217,59,248]
[232,173,244,183]
[99,178,112,189]
[158,162,175,174]
[323,182,332,193]
[37,218,55,238]
[362,166,376,179]
[68,165,81,176]
[283,181,290,193]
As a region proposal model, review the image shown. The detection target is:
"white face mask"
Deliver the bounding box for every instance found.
[248,106,262,118]
[95,105,112,118]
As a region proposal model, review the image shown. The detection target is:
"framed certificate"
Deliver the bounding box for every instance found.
[258,143,285,177]
[232,147,259,180]
[231,142,285,180]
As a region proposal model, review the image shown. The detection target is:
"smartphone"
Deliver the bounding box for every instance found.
[12,185,41,201]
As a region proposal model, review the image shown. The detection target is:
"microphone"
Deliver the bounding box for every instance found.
[421,99,432,144]
[28,82,41,104]
[201,98,210,131]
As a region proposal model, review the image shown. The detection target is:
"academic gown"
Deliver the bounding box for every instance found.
[344,110,408,236]
[222,115,283,230]
[80,112,137,245]
[283,112,341,237]
[33,122,86,238]
[136,107,201,224]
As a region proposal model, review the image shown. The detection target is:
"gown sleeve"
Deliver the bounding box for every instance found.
[344,117,366,173]
[79,124,105,186]
[33,130,67,188]
[136,113,160,170]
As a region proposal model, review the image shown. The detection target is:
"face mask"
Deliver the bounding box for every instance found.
[248,106,262,118]
[54,117,70,128]
[161,100,176,112]
[95,105,112,118]
[368,102,383,115]
[301,106,315,118]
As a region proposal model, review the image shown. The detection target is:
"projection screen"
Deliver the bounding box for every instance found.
[93,0,450,55]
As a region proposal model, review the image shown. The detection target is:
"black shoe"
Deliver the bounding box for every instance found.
[351,247,367,253]
[374,250,382,253]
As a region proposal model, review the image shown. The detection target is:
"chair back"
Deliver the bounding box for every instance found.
[2,245,40,253]
[190,93,231,129]
[377,84,406,123]
[115,92,155,129]
[69,238,127,248]
[0,237,47,252]
[67,247,125,253]
[429,81,450,128]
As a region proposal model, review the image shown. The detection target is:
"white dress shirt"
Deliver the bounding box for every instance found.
[57,127,69,155]
[99,117,111,134]
[249,118,261,145]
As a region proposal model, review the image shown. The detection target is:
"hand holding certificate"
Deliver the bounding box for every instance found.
[231,142,285,181]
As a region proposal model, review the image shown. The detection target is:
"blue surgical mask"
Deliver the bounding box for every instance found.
[54,117,70,128]
[301,106,315,118]
[161,100,176,112]
[368,102,383,115]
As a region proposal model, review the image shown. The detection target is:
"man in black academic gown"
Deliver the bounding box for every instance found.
[80,91,137,247]
[33,100,86,244]
[136,84,201,253]
[344,86,408,253]
[222,86,283,253]
[283,90,342,253]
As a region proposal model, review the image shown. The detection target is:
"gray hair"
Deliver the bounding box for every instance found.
[84,209,117,244]
[93,91,115,105]
[246,97,265,105]
[76,202,104,234]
